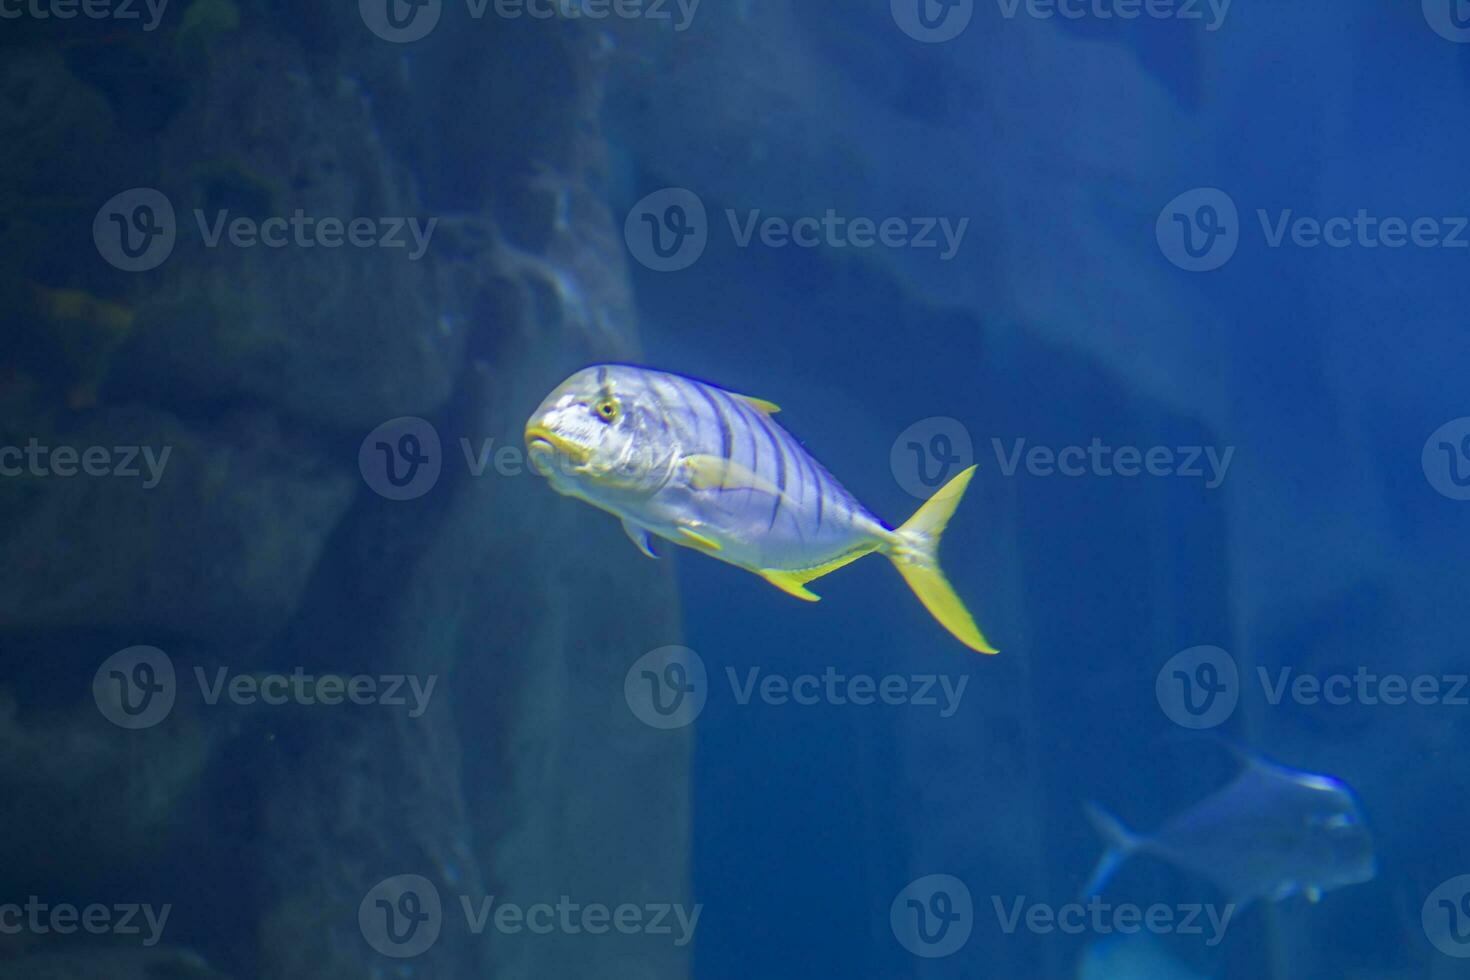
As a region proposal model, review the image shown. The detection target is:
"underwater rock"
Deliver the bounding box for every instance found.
[240,20,689,978]
[0,50,135,293]
[256,339,691,980]
[420,355,691,980]
[109,30,466,430]
[0,400,355,644]
[0,947,229,980]
[256,709,488,980]
[0,50,122,207]
[0,689,212,890]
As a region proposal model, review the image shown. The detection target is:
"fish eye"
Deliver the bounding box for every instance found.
[593,396,621,424]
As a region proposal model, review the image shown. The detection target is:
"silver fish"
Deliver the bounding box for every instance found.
[1083,749,1376,907]
[524,364,996,653]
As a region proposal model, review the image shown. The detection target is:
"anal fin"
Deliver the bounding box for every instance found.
[622,519,658,559]
[760,570,820,602]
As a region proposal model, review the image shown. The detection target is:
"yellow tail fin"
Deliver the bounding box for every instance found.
[886,465,997,654]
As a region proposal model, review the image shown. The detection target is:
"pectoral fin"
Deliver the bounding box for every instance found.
[684,454,787,499]
[760,570,820,602]
[622,519,658,559]
[677,526,724,552]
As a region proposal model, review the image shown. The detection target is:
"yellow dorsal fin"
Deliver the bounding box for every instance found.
[732,393,781,415]
[677,526,723,552]
[759,570,820,601]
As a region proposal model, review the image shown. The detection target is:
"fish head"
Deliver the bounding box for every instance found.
[1296,773,1378,891]
[525,365,677,504]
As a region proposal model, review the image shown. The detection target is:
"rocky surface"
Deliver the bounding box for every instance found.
[0,6,691,980]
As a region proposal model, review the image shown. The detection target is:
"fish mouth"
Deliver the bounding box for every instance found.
[525,425,591,475]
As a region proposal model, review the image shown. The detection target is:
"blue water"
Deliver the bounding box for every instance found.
[7,1,1470,978]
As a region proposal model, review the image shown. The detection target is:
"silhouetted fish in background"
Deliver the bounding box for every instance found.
[525,364,997,653]
[1083,749,1376,907]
